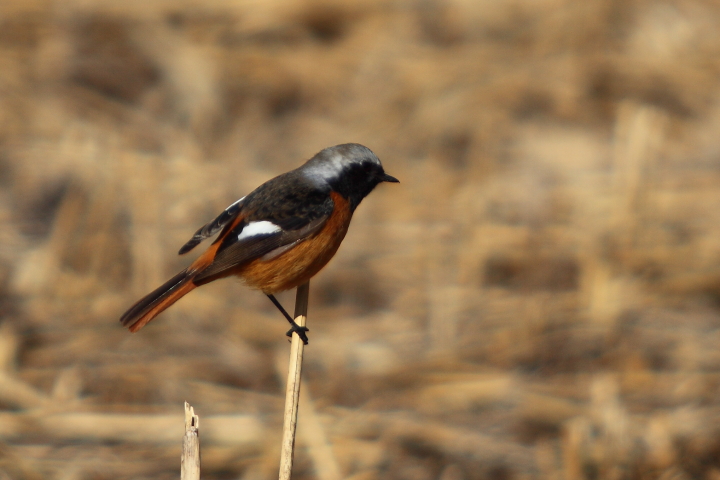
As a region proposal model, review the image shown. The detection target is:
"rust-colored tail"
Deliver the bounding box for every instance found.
[120,269,197,332]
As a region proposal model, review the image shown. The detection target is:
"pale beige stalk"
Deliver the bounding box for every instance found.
[278,282,310,480]
[181,402,200,480]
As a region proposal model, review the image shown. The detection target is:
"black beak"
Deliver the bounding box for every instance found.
[381,173,399,183]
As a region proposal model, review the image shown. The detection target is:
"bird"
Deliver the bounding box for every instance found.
[119,143,398,344]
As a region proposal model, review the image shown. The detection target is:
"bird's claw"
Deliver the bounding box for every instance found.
[286,324,310,345]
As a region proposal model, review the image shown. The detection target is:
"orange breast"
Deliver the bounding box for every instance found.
[236,191,352,294]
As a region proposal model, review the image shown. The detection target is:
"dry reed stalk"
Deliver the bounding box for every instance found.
[383,416,535,470]
[611,102,668,249]
[0,371,48,409]
[181,402,200,480]
[0,411,264,445]
[279,282,310,480]
[585,101,668,325]
[298,388,341,480]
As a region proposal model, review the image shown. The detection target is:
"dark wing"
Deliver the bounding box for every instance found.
[193,181,334,283]
[193,216,328,283]
[178,197,245,255]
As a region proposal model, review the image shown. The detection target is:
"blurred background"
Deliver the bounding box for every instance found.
[1,0,720,479]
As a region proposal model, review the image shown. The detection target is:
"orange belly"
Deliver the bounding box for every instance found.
[235,191,352,293]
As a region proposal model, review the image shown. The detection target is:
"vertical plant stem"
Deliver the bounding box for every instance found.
[181,402,200,480]
[278,282,310,480]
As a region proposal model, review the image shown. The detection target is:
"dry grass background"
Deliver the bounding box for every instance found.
[1,0,720,479]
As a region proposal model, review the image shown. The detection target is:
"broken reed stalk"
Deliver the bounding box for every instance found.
[279,282,310,480]
[181,402,200,480]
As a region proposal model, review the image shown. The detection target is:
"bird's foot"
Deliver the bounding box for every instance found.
[286,323,309,345]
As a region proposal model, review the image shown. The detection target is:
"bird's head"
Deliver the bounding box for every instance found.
[302,143,398,211]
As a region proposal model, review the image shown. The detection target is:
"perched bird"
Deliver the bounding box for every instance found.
[119,143,398,344]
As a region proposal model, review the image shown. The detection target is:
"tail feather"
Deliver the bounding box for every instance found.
[120,269,197,332]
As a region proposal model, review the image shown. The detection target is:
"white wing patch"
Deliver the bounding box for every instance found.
[237,221,282,241]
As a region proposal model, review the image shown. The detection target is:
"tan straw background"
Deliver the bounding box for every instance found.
[2,0,720,479]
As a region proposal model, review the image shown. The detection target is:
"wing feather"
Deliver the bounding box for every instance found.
[185,173,335,283]
[178,197,245,255]
[193,216,328,283]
